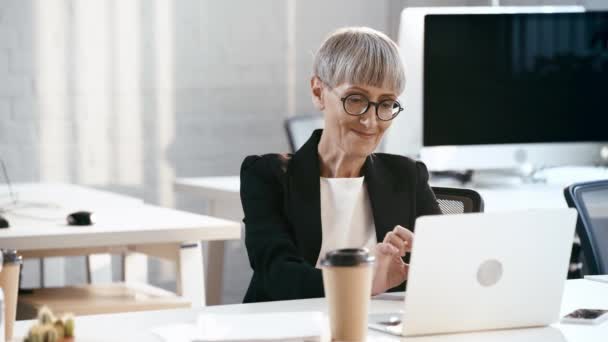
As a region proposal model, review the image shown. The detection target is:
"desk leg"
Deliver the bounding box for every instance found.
[87,254,113,283]
[205,240,225,306]
[176,242,206,307]
[205,199,226,306]
[43,257,66,287]
[123,252,148,284]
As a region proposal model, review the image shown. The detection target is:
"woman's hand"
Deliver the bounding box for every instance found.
[371,225,414,296]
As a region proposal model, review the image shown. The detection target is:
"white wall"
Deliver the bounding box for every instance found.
[1,0,295,290]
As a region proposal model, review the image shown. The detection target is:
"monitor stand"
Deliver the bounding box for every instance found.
[469,166,540,188]
[431,163,608,189]
[470,165,608,188]
[431,166,539,188]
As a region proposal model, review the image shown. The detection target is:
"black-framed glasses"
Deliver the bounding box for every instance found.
[340,93,403,121]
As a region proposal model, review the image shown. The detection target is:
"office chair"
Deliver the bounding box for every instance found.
[284,115,324,152]
[431,187,484,214]
[564,180,608,275]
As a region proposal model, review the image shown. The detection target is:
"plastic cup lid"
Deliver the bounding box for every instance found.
[2,249,22,264]
[319,248,375,267]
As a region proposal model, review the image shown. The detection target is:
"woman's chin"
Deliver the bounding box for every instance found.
[345,140,378,157]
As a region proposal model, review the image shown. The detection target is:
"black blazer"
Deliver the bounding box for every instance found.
[240,130,441,303]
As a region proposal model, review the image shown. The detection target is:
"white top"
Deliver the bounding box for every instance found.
[316,177,376,267]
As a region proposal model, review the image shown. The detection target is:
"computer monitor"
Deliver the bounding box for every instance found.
[383,6,608,171]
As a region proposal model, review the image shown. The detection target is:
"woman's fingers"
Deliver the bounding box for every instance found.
[372,242,411,295]
[384,232,407,256]
[392,225,414,252]
[382,242,399,255]
[400,262,410,278]
[383,226,414,255]
[375,242,400,258]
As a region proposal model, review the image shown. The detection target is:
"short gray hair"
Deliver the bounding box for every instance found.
[313,27,405,94]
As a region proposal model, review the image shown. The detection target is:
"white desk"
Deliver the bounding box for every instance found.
[0,183,145,207]
[0,183,241,307]
[174,175,574,216]
[12,279,608,341]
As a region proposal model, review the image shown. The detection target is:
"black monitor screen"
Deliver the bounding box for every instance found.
[423,12,608,147]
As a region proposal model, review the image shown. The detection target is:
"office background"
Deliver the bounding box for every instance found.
[0,0,606,304]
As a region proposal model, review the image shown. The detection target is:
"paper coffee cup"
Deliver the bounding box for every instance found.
[320,248,375,342]
[0,249,22,341]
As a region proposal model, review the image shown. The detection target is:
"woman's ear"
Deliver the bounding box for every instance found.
[310,76,325,111]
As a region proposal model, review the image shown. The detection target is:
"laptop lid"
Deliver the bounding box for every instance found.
[401,208,577,336]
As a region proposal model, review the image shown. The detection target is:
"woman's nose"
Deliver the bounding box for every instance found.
[359,108,378,128]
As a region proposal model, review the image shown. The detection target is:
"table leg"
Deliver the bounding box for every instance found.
[205,240,225,306]
[204,199,227,306]
[87,254,113,283]
[123,252,148,284]
[40,258,45,287]
[176,242,206,307]
[44,257,66,287]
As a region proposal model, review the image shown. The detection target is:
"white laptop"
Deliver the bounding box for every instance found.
[369,208,577,336]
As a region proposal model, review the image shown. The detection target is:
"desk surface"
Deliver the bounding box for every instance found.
[0,205,241,250]
[0,183,144,208]
[0,183,241,250]
[13,279,608,342]
[175,176,241,202]
[174,175,570,212]
[173,166,608,198]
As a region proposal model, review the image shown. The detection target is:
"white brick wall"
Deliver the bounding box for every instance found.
[0,99,9,121]
[0,27,17,48]
[0,0,312,295]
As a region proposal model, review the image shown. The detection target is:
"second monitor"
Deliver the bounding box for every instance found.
[386,6,608,172]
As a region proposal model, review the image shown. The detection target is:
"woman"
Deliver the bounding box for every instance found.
[240,27,440,303]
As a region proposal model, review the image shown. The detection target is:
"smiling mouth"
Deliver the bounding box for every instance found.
[352,129,376,139]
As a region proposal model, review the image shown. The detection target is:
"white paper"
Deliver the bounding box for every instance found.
[151,312,327,342]
[195,311,326,341]
[151,323,200,342]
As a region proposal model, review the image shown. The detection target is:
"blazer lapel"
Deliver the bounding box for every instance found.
[363,155,412,242]
[288,130,323,265]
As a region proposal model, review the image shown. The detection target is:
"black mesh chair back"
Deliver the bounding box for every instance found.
[564,180,608,275]
[285,115,324,152]
[432,187,484,214]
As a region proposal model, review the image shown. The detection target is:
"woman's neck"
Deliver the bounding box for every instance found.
[317,134,366,178]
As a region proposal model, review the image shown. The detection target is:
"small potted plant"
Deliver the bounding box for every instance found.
[23,306,75,342]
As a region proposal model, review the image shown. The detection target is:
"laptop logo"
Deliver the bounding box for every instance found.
[477,259,503,287]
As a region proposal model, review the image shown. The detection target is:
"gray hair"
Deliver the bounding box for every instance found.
[313,27,405,94]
